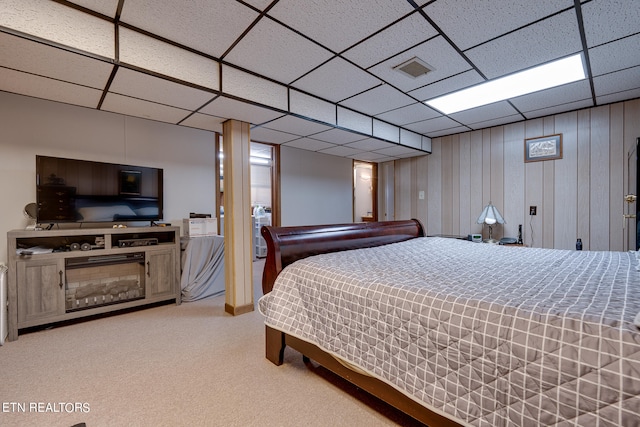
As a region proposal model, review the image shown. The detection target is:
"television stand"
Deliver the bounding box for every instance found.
[6,226,181,341]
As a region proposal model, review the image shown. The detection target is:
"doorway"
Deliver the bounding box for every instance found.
[353,161,377,222]
[216,138,279,235]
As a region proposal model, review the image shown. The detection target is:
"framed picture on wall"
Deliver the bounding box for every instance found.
[120,170,142,195]
[524,134,562,162]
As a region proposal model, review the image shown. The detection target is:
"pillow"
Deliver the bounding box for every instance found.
[77,205,136,221]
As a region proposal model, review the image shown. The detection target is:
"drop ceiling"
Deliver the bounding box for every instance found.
[1,0,639,163]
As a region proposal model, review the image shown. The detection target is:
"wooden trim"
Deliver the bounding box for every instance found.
[215,132,222,234]
[371,162,378,221]
[353,160,378,223]
[224,302,254,316]
[271,144,281,227]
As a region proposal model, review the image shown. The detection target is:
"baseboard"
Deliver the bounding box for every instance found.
[224,302,254,316]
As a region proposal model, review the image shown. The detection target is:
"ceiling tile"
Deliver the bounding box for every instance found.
[119,28,219,90]
[400,129,423,149]
[592,66,640,97]
[449,102,520,125]
[268,0,415,53]
[120,0,258,58]
[292,57,381,102]
[375,102,440,126]
[342,12,437,68]
[466,9,583,79]
[309,128,368,145]
[345,138,398,151]
[224,18,334,84]
[467,114,524,130]
[198,96,284,125]
[404,116,464,135]
[596,88,640,105]
[588,34,640,76]
[318,145,363,157]
[373,144,422,157]
[66,0,120,17]
[180,113,225,133]
[427,126,471,138]
[522,99,594,119]
[250,126,300,144]
[340,85,416,116]
[368,36,472,92]
[263,115,333,136]
[289,90,336,125]
[372,119,400,143]
[582,0,640,47]
[283,137,336,151]
[422,137,432,152]
[510,80,592,113]
[425,0,573,50]
[101,93,191,124]
[337,107,373,135]
[222,65,288,111]
[110,67,216,111]
[242,0,274,11]
[0,67,102,108]
[1,0,115,59]
[0,32,113,89]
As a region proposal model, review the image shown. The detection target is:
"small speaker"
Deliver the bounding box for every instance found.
[70,242,81,251]
[80,242,91,251]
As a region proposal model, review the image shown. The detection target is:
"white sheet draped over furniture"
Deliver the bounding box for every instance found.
[180,236,225,301]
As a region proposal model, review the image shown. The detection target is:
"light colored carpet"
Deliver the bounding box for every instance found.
[0,259,423,427]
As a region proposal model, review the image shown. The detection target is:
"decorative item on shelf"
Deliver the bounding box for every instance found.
[476,201,505,244]
[23,203,38,230]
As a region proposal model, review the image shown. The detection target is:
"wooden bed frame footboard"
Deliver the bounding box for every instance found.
[260,219,462,426]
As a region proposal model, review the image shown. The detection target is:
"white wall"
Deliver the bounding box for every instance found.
[280,146,353,226]
[0,91,217,264]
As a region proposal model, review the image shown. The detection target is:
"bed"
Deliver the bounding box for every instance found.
[257,219,640,426]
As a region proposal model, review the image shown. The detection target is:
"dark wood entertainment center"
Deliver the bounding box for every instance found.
[6,226,181,341]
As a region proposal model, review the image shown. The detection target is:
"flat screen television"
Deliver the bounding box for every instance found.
[36,155,163,224]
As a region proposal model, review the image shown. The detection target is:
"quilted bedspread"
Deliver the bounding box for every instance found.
[258,237,640,426]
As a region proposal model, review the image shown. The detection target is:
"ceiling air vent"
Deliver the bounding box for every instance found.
[393,57,433,79]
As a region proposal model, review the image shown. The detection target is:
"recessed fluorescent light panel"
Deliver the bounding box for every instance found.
[424,54,586,114]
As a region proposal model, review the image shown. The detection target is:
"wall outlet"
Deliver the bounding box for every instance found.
[529,206,537,215]
[418,190,425,200]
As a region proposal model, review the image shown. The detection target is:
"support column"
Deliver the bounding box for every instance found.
[222,119,254,315]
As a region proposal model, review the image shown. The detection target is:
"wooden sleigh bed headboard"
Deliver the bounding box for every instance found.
[260,219,425,294]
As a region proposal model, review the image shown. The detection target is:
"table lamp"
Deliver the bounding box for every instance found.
[476,201,505,243]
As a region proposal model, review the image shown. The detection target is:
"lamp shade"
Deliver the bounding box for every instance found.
[476,202,505,225]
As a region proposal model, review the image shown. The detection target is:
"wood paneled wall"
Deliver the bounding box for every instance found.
[392,99,640,251]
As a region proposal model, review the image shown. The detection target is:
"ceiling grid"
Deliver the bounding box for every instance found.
[0,0,638,163]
